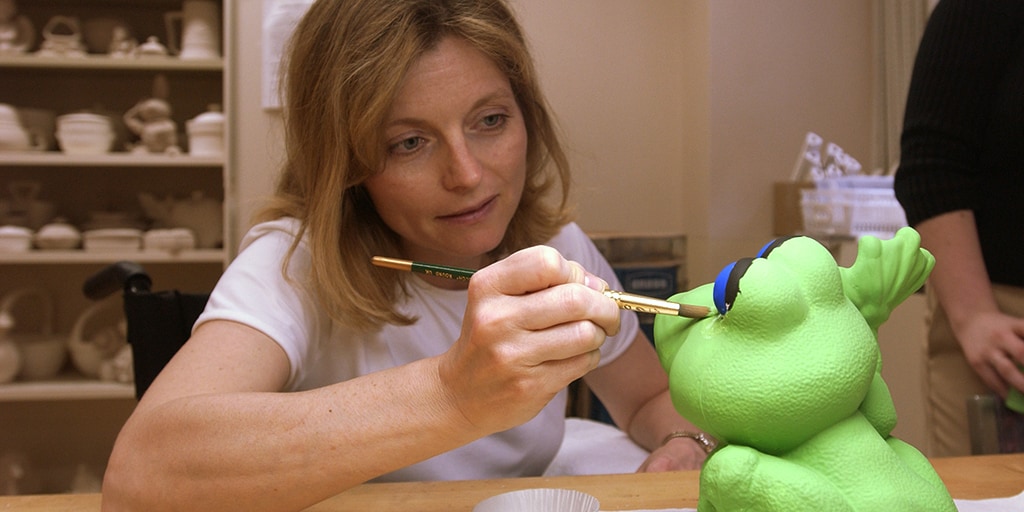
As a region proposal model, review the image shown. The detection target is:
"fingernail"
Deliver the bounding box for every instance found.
[583,273,606,291]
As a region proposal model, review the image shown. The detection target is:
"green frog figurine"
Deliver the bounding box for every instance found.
[654,227,955,511]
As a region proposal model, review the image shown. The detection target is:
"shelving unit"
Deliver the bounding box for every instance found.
[0,0,232,493]
[0,376,134,402]
[0,151,224,166]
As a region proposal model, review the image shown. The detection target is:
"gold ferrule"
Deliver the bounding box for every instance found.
[603,289,681,316]
[371,256,413,272]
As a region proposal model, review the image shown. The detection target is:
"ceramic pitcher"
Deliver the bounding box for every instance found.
[0,104,45,152]
[164,0,219,59]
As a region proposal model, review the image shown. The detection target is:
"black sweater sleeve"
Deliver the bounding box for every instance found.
[894,0,1024,227]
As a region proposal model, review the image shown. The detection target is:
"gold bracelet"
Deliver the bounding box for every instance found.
[662,430,717,454]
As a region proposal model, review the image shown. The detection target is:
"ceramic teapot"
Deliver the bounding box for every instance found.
[138,190,222,248]
[135,35,168,58]
[0,329,19,383]
[0,104,45,152]
[68,297,126,379]
[0,287,65,381]
[36,15,87,57]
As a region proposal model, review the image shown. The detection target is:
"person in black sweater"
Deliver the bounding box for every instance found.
[894,0,1024,457]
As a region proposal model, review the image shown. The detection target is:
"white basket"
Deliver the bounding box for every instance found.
[800,176,907,239]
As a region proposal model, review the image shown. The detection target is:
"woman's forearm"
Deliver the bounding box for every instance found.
[102,357,480,512]
[915,210,999,329]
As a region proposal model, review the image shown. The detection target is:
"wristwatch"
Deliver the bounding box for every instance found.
[662,430,718,454]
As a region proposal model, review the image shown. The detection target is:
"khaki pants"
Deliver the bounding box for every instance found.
[924,283,1024,457]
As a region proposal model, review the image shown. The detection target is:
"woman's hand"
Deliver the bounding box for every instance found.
[954,310,1024,398]
[637,436,709,472]
[437,246,621,434]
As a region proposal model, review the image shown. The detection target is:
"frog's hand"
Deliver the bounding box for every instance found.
[839,227,934,331]
[653,284,714,373]
[860,372,898,438]
[699,446,854,512]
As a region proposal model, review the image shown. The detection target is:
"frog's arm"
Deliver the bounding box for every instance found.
[839,227,934,332]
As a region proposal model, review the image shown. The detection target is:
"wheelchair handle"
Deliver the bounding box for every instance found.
[82,261,154,300]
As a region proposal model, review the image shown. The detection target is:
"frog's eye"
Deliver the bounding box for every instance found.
[756,236,797,259]
[713,257,754,315]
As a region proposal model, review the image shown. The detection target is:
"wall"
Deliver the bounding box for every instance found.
[702,1,874,282]
[229,0,284,253]
[230,0,874,286]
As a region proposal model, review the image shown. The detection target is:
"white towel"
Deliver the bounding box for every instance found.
[543,418,650,476]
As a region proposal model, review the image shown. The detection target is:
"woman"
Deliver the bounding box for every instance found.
[101,1,708,510]
[894,0,1024,456]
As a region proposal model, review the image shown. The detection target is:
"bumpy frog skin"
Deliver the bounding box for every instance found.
[654,228,955,511]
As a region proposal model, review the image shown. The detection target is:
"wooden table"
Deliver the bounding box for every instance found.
[2,454,1022,511]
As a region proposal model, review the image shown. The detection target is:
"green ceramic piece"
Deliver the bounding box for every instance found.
[654,227,955,511]
[1008,382,1024,414]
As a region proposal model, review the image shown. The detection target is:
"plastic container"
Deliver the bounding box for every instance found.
[800,176,907,239]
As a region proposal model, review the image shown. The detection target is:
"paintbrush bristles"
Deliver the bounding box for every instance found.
[677,304,712,318]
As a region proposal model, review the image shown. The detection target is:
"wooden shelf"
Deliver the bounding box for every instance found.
[0,376,134,402]
[0,249,226,264]
[0,54,222,72]
[0,152,223,167]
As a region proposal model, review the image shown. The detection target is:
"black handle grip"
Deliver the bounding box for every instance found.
[82,261,153,300]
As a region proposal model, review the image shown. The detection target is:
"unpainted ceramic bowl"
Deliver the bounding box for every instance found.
[56,129,114,155]
[0,225,33,252]
[56,113,112,130]
[16,335,68,380]
[34,219,82,250]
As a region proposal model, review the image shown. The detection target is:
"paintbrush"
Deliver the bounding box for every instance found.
[371,256,711,318]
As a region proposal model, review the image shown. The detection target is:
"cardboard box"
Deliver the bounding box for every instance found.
[773,181,814,235]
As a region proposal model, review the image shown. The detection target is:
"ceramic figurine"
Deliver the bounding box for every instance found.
[123,98,180,154]
[0,0,33,54]
[107,26,137,58]
[653,228,955,511]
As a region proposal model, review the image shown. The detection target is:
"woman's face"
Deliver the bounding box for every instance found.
[364,36,527,270]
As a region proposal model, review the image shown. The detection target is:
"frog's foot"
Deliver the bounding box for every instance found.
[699,445,853,512]
[886,437,957,510]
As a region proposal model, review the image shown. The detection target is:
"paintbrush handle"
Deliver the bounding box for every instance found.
[372,256,710,318]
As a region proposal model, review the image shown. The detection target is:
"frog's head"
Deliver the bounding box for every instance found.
[654,236,878,454]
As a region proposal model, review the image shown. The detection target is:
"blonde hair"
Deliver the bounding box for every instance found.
[258,0,573,331]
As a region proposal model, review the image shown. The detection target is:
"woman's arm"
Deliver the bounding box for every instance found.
[583,331,709,471]
[101,246,621,512]
[102,320,484,512]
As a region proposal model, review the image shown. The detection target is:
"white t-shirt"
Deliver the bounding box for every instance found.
[194,218,638,481]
